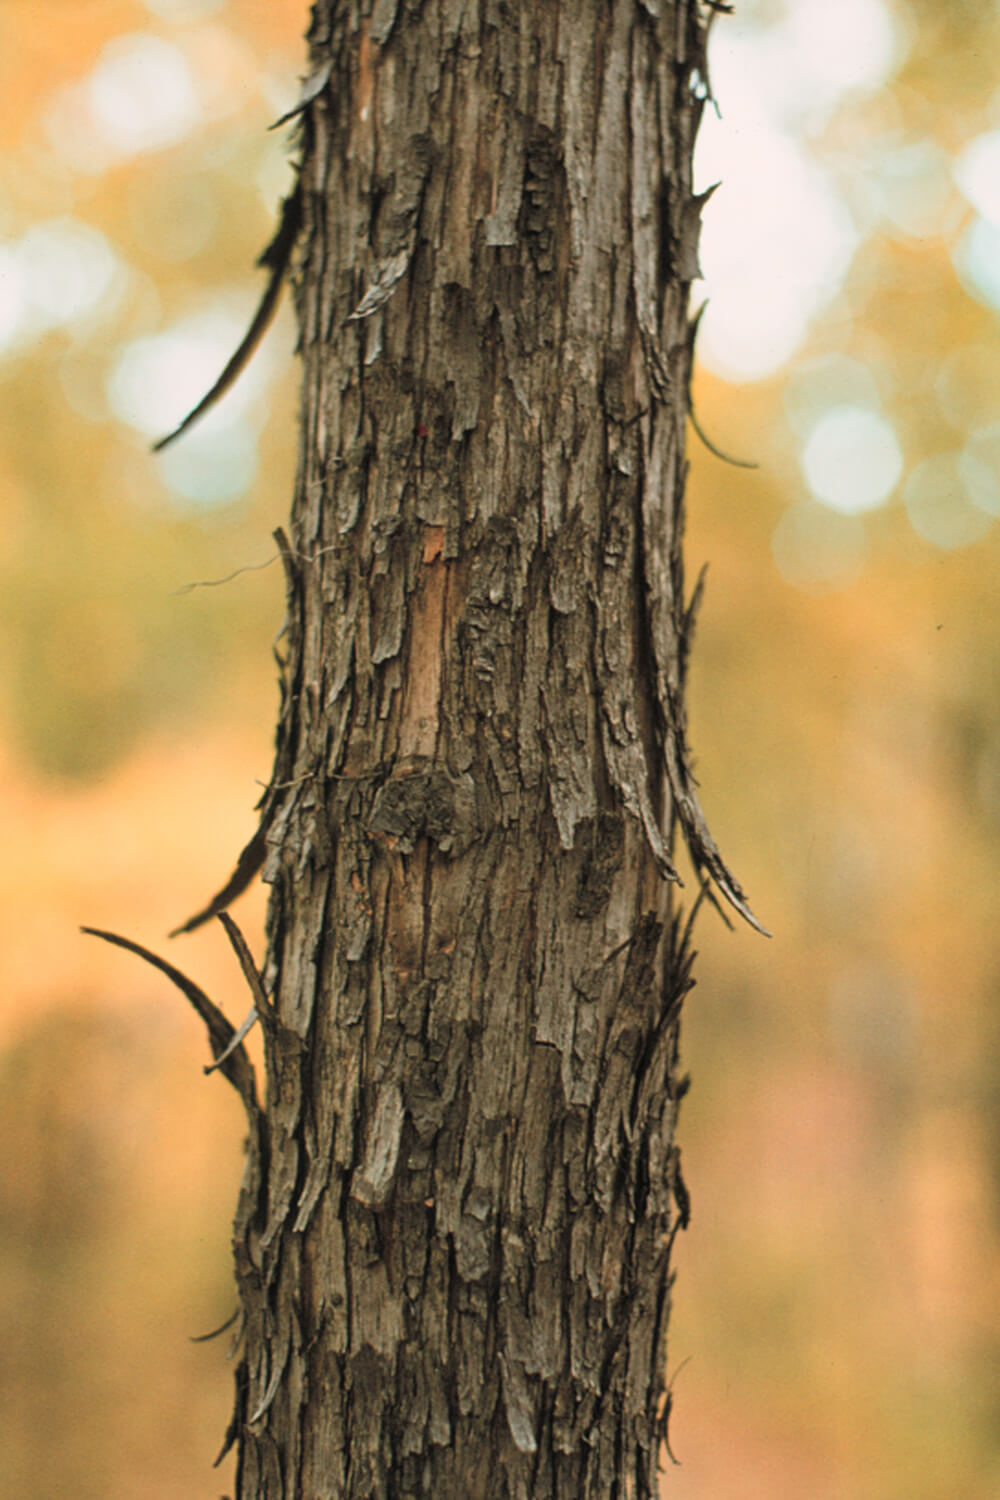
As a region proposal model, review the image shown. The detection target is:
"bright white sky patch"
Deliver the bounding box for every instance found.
[801,406,903,513]
[705,0,902,141]
[696,122,858,380]
[695,0,906,382]
[783,0,901,112]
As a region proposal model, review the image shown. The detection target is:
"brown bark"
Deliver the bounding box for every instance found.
[226,3,755,1495]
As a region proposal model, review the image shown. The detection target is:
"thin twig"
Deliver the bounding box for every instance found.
[169,826,268,938]
[688,404,759,470]
[172,554,278,595]
[190,1309,240,1344]
[81,926,259,1117]
[203,913,276,1071]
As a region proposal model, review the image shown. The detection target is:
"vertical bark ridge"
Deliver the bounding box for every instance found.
[232,3,728,1496]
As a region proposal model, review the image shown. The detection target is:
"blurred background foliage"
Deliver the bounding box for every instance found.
[0,0,998,1496]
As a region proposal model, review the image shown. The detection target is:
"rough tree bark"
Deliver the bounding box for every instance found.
[218,3,758,1496]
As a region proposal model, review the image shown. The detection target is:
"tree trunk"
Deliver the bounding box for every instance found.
[229,3,754,1495]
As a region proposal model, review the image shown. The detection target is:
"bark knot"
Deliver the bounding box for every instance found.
[367,766,479,855]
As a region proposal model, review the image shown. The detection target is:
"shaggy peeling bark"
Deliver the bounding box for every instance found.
[222,3,756,1495]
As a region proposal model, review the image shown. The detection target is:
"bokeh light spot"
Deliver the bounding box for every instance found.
[59,351,111,424]
[155,423,258,508]
[785,0,902,104]
[694,0,906,382]
[951,216,1000,312]
[801,406,902,514]
[771,500,867,594]
[184,24,260,122]
[903,454,995,548]
[935,343,1000,431]
[696,124,858,381]
[107,305,264,439]
[0,221,123,356]
[87,34,201,156]
[142,0,225,20]
[953,130,1000,227]
[871,139,958,241]
[958,424,1000,517]
[783,354,882,438]
[20,219,122,328]
[0,244,30,354]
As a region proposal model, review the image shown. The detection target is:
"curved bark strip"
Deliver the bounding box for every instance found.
[229,4,747,1496]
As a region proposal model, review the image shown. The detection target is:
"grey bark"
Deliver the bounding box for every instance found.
[224,3,755,1496]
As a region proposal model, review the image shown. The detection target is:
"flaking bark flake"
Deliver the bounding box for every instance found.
[227,3,749,1496]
